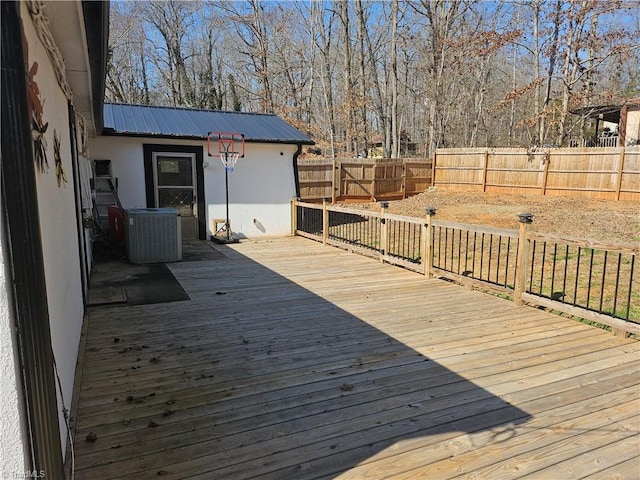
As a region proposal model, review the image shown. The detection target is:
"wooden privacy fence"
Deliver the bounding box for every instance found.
[297,158,433,203]
[434,146,640,201]
[291,198,640,337]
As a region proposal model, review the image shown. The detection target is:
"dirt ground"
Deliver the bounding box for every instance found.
[343,189,640,247]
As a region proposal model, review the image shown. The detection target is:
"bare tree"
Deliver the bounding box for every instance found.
[105,0,640,154]
[105,2,150,104]
[555,0,636,145]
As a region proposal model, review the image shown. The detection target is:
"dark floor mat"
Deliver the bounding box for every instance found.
[89,261,189,306]
[89,239,190,306]
[87,286,127,306]
[181,241,227,262]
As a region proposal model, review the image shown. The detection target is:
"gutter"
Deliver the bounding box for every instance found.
[82,0,110,133]
[293,144,302,198]
[100,129,315,145]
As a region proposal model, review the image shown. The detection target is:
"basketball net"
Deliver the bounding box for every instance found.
[220,151,240,172]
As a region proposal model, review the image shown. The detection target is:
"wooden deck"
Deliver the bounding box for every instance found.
[72,237,640,480]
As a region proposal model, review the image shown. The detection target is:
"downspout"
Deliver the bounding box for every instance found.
[292,144,302,198]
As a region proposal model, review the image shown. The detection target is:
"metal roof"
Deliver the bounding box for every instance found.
[102,103,314,145]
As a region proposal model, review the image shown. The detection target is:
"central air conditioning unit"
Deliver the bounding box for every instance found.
[125,208,182,264]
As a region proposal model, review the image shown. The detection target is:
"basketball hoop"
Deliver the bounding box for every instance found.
[220,151,240,172]
[208,132,245,160]
[207,131,245,243]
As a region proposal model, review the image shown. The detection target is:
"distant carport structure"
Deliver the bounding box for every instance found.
[571,98,640,146]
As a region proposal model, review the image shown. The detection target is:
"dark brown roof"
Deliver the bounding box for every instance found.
[571,99,640,123]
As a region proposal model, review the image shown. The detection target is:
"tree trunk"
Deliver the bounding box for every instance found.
[541,0,562,145]
[355,0,369,157]
[339,0,354,155]
[390,0,399,158]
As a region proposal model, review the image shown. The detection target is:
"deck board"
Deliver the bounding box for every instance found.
[72,236,640,480]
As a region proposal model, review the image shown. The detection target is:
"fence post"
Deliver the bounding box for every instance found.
[371,162,377,202]
[615,147,625,201]
[423,207,436,277]
[402,160,407,199]
[335,160,347,199]
[291,197,298,236]
[331,158,337,204]
[514,213,534,306]
[322,197,329,245]
[431,152,437,188]
[380,201,389,263]
[541,150,551,196]
[482,149,489,192]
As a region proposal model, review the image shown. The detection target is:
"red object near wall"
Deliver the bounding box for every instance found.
[107,205,125,246]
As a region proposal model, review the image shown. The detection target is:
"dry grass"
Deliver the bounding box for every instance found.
[344,190,640,247]
[335,191,640,322]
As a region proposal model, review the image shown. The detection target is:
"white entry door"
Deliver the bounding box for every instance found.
[153,152,197,240]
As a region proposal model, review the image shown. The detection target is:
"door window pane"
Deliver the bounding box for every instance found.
[158,188,194,216]
[157,156,193,186]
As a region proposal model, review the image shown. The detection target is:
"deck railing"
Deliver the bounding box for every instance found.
[292,198,639,337]
[431,221,519,295]
[523,232,638,326]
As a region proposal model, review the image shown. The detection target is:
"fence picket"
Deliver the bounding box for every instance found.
[297,158,433,202]
[434,147,640,201]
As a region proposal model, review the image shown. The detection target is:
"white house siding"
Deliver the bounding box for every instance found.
[0,239,28,478]
[88,136,299,238]
[21,3,86,453]
[626,107,640,146]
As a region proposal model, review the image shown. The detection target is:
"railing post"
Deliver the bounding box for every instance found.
[322,197,329,245]
[380,201,389,263]
[514,213,534,306]
[291,197,298,236]
[423,207,436,277]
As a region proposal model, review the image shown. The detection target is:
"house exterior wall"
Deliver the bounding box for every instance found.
[20,2,86,453]
[88,136,299,238]
[0,241,28,478]
[626,107,640,146]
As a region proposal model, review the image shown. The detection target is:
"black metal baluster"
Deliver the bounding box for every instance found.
[563,245,570,303]
[505,237,511,288]
[625,255,634,320]
[472,232,477,278]
[573,247,582,306]
[457,229,462,274]
[612,253,622,318]
[539,242,547,296]
[487,233,497,283]
[586,249,595,309]
[437,227,442,269]
[496,236,502,286]
[529,240,537,293]
[479,233,485,280]
[599,251,608,313]
[551,243,558,300]
[465,231,470,274]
